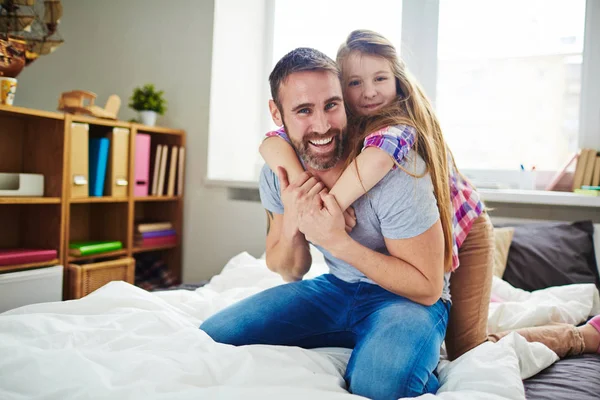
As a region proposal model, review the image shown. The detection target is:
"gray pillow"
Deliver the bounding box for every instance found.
[501,221,599,291]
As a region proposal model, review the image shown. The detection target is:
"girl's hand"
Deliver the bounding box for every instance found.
[343,206,356,233]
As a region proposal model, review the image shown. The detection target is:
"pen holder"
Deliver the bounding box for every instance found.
[518,170,537,190]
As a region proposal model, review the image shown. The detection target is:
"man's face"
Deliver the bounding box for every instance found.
[269,70,347,170]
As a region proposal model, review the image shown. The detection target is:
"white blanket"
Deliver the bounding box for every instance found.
[0,252,599,400]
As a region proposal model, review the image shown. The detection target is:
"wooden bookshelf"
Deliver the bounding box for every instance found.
[0,105,185,298]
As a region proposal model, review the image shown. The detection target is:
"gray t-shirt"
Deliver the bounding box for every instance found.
[259,150,451,302]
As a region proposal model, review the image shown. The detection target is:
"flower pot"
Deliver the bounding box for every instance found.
[0,77,18,106]
[139,110,157,126]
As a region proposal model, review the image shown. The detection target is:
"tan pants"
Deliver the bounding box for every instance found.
[445,211,586,361]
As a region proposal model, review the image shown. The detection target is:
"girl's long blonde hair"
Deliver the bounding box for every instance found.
[337,29,455,272]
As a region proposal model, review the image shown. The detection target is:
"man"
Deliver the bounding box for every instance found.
[201,48,449,399]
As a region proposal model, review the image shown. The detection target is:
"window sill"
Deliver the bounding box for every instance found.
[479,189,600,208]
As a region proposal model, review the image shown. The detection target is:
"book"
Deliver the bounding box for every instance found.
[592,156,600,187]
[134,229,176,239]
[0,249,58,266]
[581,149,598,187]
[572,148,590,190]
[157,145,169,195]
[69,241,123,257]
[89,137,110,196]
[177,147,185,196]
[135,236,177,247]
[581,185,600,190]
[136,222,173,233]
[167,145,178,196]
[574,189,599,197]
[151,144,163,196]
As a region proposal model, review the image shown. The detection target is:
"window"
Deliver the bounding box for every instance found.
[436,0,587,171]
[272,0,402,67]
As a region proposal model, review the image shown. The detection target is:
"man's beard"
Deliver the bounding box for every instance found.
[285,125,346,171]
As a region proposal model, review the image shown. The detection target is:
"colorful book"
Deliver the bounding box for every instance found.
[136,222,173,233]
[134,229,176,239]
[574,189,599,197]
[0,249,58,266]
[135,236,177,247]
[89,137,110,196]
[69,241,123,256]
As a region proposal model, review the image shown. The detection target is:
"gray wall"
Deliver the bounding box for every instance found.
[14,0,266,282]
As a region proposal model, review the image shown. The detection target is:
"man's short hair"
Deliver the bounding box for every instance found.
[269,47,340,110]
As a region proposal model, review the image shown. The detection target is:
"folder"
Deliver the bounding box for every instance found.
[167,146,178,196]
[134,133,151,197]
[151,144,162,196]
[105,128,130,197]
[157,145,169,195]
[70,123,89,198]
[177,147,185,196]
[89,138,109,197]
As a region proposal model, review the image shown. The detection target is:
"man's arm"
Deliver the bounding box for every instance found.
[300,193,445,305]
[329,220,445,306]
[264,209,311,282]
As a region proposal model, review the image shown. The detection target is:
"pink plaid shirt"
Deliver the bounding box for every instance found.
[266,125,484,271]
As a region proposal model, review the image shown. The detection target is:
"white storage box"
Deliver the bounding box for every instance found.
[0,265,63,313]
[0,172,44,196]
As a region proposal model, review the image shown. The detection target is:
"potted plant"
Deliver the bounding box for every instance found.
[128,84,167,126]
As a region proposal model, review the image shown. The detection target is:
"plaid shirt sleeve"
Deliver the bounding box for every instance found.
[265,126,291,144]
[362,125,416,169]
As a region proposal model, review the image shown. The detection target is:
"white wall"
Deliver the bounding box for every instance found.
[14,0,267,282]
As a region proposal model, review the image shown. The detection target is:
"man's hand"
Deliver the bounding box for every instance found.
[298,192,349,251]
[277,167,325,240]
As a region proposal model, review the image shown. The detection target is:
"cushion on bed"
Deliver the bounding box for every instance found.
[493,227,515,278]
[501,220,600,292]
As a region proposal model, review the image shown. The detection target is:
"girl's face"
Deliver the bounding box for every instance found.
[343,52,397,116]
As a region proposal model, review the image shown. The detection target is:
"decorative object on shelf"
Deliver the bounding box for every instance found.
[0,76,17,104]
[0,172,43,196]
[0,0,64,105]
[57,90,121,119]
[128,83,167,126]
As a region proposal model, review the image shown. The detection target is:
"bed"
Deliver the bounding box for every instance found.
[0,221,599,400]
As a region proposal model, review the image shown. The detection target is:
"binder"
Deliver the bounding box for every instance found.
[157,145,169,195]
[70,123,89,198]
[167,146,178,196]
[105,128,130,197]
[151,144,163,196]
[177,147,185,196]
[134,134,151,197]
[89,138,109,197]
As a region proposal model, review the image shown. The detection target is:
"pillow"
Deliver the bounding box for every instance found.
[493,227,515,278]
[501,220,600,292]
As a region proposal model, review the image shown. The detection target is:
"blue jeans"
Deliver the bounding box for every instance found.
[200,274,450,400]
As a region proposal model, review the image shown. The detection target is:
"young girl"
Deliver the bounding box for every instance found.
[260,29,600,360]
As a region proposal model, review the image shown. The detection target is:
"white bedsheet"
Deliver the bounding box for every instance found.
[0,252,599,400]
